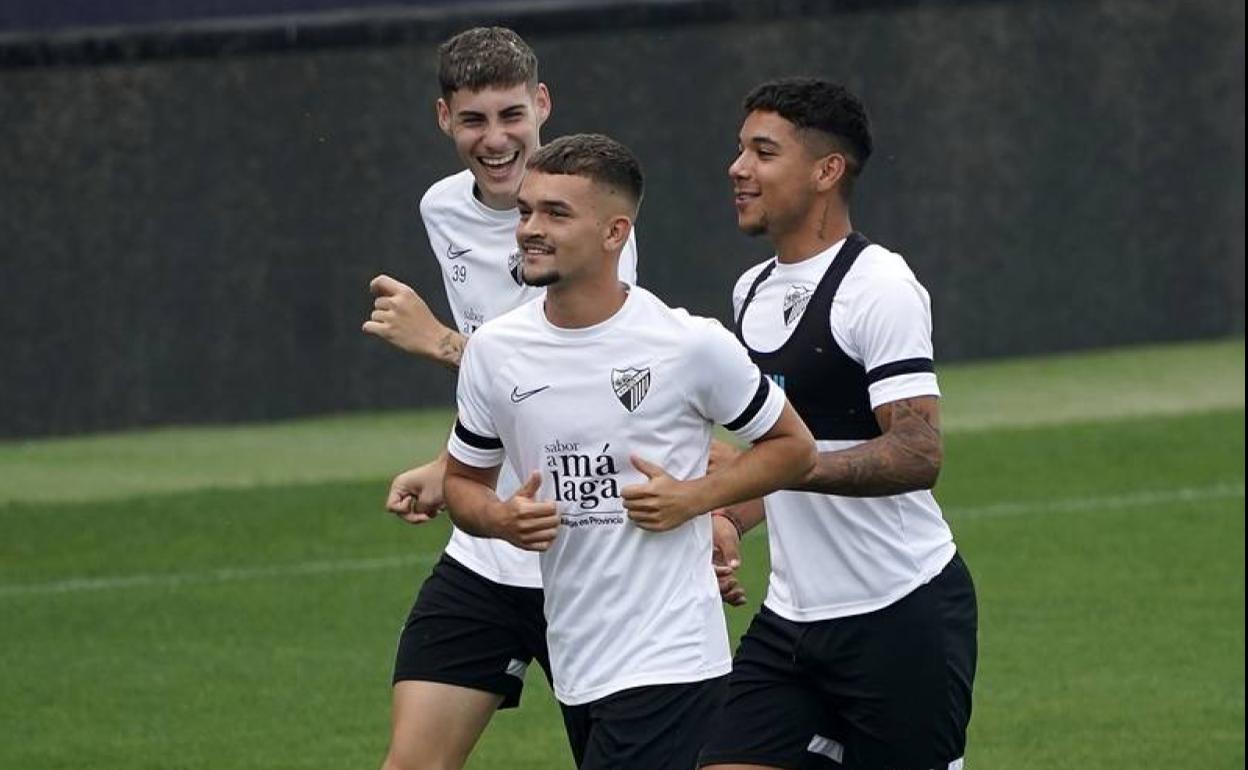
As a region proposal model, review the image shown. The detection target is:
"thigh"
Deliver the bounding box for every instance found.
[807,554,978,770]
[701,609,841,770]
[393,554,546,709]
[383,680,503,770]
[579,678,727,770]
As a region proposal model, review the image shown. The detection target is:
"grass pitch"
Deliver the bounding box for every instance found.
[0,340,1243,769]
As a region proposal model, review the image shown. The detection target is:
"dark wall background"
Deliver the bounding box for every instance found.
[0,0,476,31]
[1,0,1243,438]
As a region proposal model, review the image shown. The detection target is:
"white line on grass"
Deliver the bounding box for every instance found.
[734,483,1244,541]
[0,554,437,598]
[946,482,1245,519]
[4,483,1243,598]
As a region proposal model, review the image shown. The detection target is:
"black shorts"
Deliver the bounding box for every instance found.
[562,676,728,770]
[700,553,977,770]
[392,553,550,709]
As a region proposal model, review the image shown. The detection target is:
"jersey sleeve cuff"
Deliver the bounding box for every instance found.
[868,372,940,410]
[724,377,787,443]
[447,419,505,468]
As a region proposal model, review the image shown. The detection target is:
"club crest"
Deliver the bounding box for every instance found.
[783,285,813,326]
[508,250,525,286]
[611,367,651,412]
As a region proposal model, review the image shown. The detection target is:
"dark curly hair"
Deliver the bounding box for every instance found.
[744,78,873,197]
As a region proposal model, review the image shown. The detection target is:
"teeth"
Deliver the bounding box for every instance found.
[480,151,519,168]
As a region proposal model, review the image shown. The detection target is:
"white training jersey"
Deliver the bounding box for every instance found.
[420,168,639,588]
[448,286,786,705]
[733,238,956,622]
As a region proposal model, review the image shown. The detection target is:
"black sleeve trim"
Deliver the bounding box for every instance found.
[453,419,503,451]
[866,357,935,384]
[724,377,771,432]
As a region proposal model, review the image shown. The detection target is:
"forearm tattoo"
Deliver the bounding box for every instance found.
[439,331,466,372]
[797,398,943,497]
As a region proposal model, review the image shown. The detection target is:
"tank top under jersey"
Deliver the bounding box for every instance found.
[734,234,956,621]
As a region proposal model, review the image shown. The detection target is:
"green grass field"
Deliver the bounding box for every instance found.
[1,340,1243,769]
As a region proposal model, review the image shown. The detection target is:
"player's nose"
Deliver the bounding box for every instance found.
[517,214,541,239]
[482,120,510,151]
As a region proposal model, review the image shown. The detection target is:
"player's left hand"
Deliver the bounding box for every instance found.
[707,438,743,475]
[622,455,703,532]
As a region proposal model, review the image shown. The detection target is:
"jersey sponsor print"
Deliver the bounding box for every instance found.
[448,286,786,705]
[418,169,639,587]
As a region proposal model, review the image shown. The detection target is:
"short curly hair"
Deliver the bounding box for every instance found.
[744,78,873,197]
[438,27,538,97]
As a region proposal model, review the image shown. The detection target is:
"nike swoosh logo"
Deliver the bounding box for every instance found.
[447,244,471,260]
[510,385,551,403]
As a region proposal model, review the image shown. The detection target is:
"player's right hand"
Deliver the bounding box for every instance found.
[385,459,447,525]
[493,471,559,552]
[362,274,449,359]
[711,512,747,606]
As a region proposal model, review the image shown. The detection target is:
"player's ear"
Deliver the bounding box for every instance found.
[436,97,453,137]
[604,215,632,252]
[533,83,552,127]
[813,152,846,194]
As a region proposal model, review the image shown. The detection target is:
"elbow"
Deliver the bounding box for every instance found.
[894,427,942,492]
[444,501,467,530]
[794,441,818,488]
[916,446,943,490]
[445,501,485,539]
[441,478,471,531]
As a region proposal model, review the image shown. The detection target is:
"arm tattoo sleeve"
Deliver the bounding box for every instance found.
[795,397,943,497]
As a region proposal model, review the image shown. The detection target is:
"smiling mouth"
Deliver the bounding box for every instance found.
[479,150,521,170]
[523,241,555,258]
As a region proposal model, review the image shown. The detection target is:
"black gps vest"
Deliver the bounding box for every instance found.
[735,233,897,441]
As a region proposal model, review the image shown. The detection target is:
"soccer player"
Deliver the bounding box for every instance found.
[442,133,817,770]
[359,28,640,770]
[697,78,979,770]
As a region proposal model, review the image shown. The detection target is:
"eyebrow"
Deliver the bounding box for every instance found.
[517,196,575,212]
[741,134,782,149]
[457,103,529,119]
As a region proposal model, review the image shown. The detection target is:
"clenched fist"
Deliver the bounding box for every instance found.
[363,274,465,369]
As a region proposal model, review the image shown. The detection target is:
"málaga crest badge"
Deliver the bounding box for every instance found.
[611,367,651,413]
[783,285,813,326]
[508,250,525,286]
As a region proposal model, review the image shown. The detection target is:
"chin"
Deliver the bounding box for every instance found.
[739,221,768,237]
[523,269,560,288]
[480,176,519,197]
